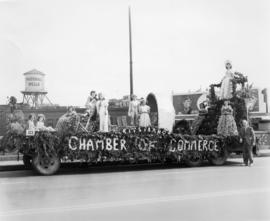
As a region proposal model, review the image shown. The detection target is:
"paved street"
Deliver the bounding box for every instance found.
[0,157,269,221]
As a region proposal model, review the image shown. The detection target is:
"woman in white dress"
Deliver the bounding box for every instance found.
[220,60,235,100]
[128,94,139,126]
[139,99,151,127]
[96,93,109,132]
[36,114,55,132]
[27,114,36,131]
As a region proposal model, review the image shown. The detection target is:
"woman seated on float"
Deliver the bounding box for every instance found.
[36,114,55,132]
[27,114,36,131]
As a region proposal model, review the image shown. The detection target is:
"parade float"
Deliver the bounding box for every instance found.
[1,70,262,175]
[0,14,269,175]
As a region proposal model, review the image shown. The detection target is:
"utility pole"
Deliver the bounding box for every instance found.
[129,6,134,97]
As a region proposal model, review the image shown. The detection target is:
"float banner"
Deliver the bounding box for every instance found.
[68,135,221,153]
[168,137,219,152]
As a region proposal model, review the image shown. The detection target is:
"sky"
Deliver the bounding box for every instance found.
[0,0,269,107]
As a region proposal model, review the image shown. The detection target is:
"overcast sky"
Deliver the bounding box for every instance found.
[0,0,269,106]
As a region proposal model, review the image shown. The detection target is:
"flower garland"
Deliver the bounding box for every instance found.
[0,131,59,157]
[0,126,242,164]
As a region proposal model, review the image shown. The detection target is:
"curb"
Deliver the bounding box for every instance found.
[0,155,23,161]
[0,163,25,172]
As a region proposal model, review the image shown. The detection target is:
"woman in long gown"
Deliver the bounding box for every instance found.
[220,60,235,100]
[96,93,109,132]
[217,100,238,136]
[139,99,151,127]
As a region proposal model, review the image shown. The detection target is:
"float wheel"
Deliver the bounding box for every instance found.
[23,155,32,169]
[208,147,228,166]
[184,152,203,167]
[32,151,60,175]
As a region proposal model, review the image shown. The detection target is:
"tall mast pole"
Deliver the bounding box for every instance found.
[129,7,134,96]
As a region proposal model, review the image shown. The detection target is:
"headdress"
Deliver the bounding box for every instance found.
[37,114,45,121]
[225,60,232,66]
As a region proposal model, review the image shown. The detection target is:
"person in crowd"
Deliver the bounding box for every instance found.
[139,99,151,127]
[27,114,36,131]
[217,100,238,136]
[128,94,139,126]
[220,60,235,100]
[96,93,109,132]
[182,97,193,114]
[36,114,55,132]
[239,119,256,166]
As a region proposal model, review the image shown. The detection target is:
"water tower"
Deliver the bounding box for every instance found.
[21,69,52,108]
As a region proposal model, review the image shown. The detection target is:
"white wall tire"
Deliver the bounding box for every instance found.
[32,151,60,175]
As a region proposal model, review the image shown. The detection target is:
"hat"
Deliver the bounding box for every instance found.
[37,114,45,120]
[225,60,232,65]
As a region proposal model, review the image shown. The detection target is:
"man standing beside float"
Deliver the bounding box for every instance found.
[239,119,256,166]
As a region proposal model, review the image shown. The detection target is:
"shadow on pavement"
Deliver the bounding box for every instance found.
[0,159,246,178]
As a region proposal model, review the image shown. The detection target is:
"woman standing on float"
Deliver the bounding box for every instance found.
[139,99,151,127]
[220,60,235,100]
[217,100,238,136]
[96,93,109,132]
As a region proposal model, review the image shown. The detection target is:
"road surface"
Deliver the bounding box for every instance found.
[0,157,269,221]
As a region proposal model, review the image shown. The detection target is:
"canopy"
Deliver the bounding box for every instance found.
[146,92,175,132]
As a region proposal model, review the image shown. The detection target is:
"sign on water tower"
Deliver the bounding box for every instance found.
[24,69,45,92]
[21,69,52,108]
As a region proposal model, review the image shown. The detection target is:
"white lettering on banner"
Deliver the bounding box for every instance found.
[168,139,220,152]
[79,138,86,150]
[69,136,78,150]
[67,136,220,153]
[198,140,202,151]
[139,138,148,151]
[184,140,190,150]
[208,140,214,151]
[87,139,94,151]
[177,140,184,151]
[149,141,156,149]
[96,140,104,150]
[169,139,176,152]
[208,141,214,151]
[120,139,126,150]
[113,138,119,151]
[203,140,208,151]
[106,138,113,151]
[190,140,197,151]
[214,142,219,151]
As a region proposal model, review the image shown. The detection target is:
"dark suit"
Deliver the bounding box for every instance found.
[239,126,255,165]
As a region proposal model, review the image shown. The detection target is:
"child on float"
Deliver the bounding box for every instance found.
[36,114,55,132]
[27,114,36,131]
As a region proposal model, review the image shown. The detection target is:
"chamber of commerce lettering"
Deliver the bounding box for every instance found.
[68,135,220,153]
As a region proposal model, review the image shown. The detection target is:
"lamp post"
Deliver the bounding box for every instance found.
[129,7,134,97]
